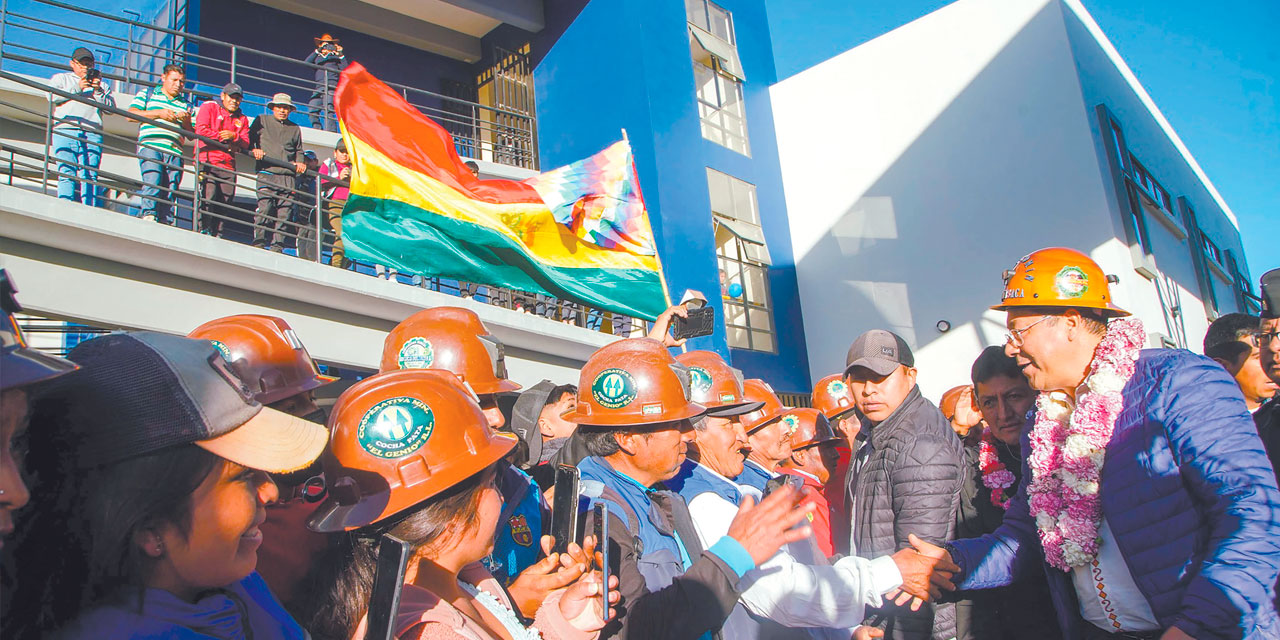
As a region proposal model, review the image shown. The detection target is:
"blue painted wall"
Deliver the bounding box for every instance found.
[533,0,812,392]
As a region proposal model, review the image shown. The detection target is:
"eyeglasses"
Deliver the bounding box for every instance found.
[1004,315,1053,347]
[1259,331,1280,346]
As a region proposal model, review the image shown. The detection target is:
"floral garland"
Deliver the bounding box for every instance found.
[978,429,1015,510]
[1026,317,1144,572]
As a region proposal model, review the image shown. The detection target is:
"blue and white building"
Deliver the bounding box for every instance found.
[0,0,1260,400]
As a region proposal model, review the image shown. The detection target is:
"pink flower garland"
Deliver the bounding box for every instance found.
[978,430,1015,510]
[1026,317,1144,572]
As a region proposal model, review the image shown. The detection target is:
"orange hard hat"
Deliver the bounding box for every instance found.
[188,314,336,405]
[992,247,1129,317]
[307,369,516,532]
[739,378,787,435]
[380,307,521,395]
[812,373,858,421]
[675,350,763,417]
[563,338,706,427]
[781,408,841,450]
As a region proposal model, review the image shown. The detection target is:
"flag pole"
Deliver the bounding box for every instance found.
[622,128,674,316]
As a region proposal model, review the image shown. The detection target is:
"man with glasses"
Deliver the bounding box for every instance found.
[49,47,115,207]
[1202,313,1277,413]
[924,247,1280,640]
[1255,268,1280,482]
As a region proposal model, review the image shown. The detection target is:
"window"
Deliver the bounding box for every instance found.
[708,170,775,352]
[1202,236,1224,270]
[1130,158,1173,215]
[686,0,734,44]
[695,63,750,155]
[687,0,749,155]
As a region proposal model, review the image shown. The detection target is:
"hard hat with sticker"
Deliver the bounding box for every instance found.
[210,339,233,362]
[397,337,434,369]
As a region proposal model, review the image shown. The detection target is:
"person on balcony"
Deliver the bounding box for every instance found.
[304,33,347,132]
[193,83,250,238]
[249,94,306,252]
[49,47,114,207]
[127,64,191,225]
[319,139,351,268]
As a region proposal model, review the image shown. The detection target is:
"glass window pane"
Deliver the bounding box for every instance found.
[748,308,771,332]
[708,169,732,217]
[751,330,774,353]
[727,325,749,349]
[744,265,768,304]
[686,0,707,30]
[707,1,734,44]
[724,301,747,326]
[731,176,757,224]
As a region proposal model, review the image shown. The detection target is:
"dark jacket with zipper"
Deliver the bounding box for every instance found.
[849,386,963,640]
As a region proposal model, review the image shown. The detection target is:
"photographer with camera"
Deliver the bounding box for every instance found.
[304,33,348,131]
[49,46,115,207]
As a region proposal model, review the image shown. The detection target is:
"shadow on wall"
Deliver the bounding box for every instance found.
[792,0,1202,399]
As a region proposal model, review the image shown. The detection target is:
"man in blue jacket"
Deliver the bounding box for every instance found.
[932,247,1280,640]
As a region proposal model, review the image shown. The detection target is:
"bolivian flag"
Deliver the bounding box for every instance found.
[335,63,669,320]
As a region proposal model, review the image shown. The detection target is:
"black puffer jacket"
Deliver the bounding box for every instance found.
[849,386,963,640]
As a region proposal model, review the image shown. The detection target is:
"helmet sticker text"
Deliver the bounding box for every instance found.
[592,368,638,409]
[357,396,435,458]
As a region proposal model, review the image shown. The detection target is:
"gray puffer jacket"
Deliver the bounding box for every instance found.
[849,386,964,640]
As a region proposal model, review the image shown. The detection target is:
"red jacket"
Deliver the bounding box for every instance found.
[780,467,835,557]
[194,100,250,169]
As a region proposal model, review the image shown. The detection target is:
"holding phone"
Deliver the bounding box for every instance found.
[550,464,581,555]
[763,473,804,498]
[593,502,610,623]
[672,306,715,341]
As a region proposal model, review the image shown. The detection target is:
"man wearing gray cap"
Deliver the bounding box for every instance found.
[193,82,249,237]
[843,329,963,640]
[48,46,115,207]
[1255,268,1280,483]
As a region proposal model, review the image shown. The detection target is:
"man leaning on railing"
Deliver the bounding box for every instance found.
[48,46,114,207]
[127,64,191,225]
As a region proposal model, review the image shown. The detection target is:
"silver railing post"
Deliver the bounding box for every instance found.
[313,174,322,262]
[41,100,52,195]
[0,0,10,71]
[192,148,202,232]
[229,45,237,84]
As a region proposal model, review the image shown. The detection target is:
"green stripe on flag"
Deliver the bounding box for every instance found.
[341,195,668,321]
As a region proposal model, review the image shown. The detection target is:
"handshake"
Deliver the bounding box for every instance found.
[883,534,960,611]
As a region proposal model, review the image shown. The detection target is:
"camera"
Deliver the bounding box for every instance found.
[84,68,100,81]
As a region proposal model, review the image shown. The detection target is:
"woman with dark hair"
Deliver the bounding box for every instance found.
[305,368,615,640]
[2,332,328,639]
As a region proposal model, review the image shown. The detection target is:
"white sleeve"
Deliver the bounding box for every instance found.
[685,492,903,630]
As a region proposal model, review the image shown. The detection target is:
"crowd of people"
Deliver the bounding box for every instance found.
[46,39,351,261]
[1,244,1277,640]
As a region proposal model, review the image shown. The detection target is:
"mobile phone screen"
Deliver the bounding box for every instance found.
[550,464,580,555]
[593,502,610,622]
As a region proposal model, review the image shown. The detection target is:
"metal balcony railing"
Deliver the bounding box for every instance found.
[0,69,642,337]
[0,0,538,169]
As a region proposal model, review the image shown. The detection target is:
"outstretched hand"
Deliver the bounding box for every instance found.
[507,534,596,617]
[647,304,689,348]
[725,486,815,565]
[885,534,959,610]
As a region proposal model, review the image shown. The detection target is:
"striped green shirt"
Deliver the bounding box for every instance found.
[129,86,190,155]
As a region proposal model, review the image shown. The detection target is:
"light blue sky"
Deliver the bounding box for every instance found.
[766,0,1278,285]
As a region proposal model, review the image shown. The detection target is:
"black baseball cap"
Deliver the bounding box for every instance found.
[222,82,243,97]
[845,329,915,377]
[60,332,327,471]
[1261,268,1280,320]
[335,138,347,152]
[71,47,94,62]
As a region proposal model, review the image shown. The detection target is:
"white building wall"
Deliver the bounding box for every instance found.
[770,0,1242,402]
[771,0,1132,401]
